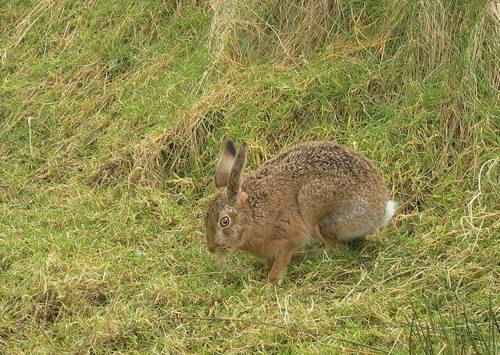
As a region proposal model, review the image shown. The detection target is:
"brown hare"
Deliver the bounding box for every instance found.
[204,140,397,283]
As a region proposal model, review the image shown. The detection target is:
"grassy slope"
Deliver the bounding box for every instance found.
[1,1,499,354]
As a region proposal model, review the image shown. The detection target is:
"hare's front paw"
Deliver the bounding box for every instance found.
[267,251,294,284]
[267,270,283,284]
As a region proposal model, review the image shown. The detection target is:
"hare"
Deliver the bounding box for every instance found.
[204,140,397,283]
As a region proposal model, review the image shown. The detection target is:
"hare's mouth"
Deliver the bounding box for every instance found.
[207,241,230,254]
[213,245,237,254]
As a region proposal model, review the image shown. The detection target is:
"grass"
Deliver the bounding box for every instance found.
[1,0,499,354]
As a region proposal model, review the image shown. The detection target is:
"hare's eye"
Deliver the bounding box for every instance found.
[219,216,231,228]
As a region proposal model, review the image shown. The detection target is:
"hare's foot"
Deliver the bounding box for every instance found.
[267,250,294,283]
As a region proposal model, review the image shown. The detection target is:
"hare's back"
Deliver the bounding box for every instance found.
[256,141,380,181]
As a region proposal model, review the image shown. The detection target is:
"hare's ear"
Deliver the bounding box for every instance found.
[227,143,247,204]
[215,140,237,188]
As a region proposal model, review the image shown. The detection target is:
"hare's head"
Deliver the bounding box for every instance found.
[205,140,249,254]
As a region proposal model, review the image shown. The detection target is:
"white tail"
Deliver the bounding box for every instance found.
[382,200,398,226]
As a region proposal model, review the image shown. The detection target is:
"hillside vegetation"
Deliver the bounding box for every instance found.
[1,1,499,354]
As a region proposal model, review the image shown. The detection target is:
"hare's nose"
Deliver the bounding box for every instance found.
[207,242,217,253]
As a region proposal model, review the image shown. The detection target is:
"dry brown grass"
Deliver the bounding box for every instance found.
[209,0,371,63]
[91,84,236,187]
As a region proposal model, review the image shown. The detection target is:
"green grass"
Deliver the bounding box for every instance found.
[1,1,499,354]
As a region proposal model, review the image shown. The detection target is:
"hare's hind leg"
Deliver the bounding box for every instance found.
[319,202,385,243]
[319,215,371,242]
[311,223,342,249]
[297,180,390,244]
[322,199,396,242]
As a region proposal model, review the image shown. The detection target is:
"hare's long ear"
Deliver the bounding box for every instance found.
[215,140,237,188]
[227,143,247,204]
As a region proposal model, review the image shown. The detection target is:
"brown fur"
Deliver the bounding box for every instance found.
[205,140,396,283]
